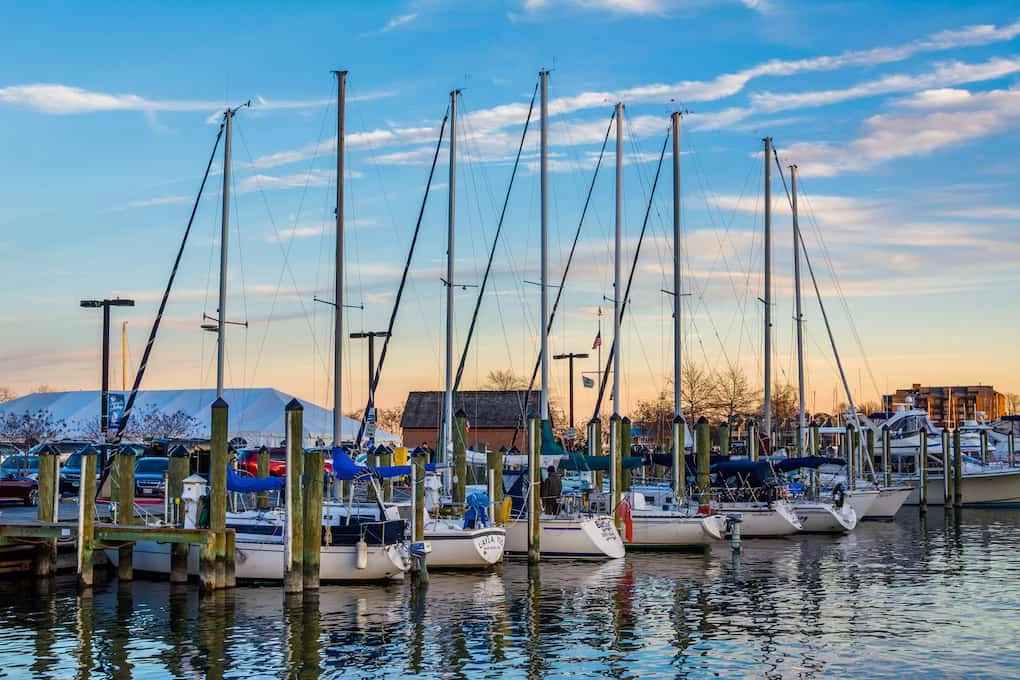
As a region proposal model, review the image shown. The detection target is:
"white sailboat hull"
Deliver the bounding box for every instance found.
[505,515,625,560]
[626,513,726,548]
[902,468,1020,507]
[793,502,857,533]
[864,487,912,519]
[716,501,802,537]
[424,522,506,569]
[106,538,408,582]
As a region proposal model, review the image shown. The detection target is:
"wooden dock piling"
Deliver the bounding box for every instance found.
[77,445,98,589]
[845,423,856,491]
[167,444,190,583]
[811,423,821,455]
[695,417,710,506]
[590,417,604,491]
[115,445,136,581]
[918,427,928,512]
[1009,432,1016,467]
[979,429,989,465]
[412,449,425,542]
[881,426,892,488]
[380,447,393,503]
[209,397,229,590]
[35,444,58,578]
[284,399,305,594]
[952,428,963,509]
[303,447,323,591]
[528,416,541,564]
[620,416,632,493]
[941,430,952,504]
[486,446,503,518]
[453,409,468,507]
[256,445,270,510]
[718,421,730,457]
[748,422,758,461]
[672,416,685,500]
[608,414,621,531]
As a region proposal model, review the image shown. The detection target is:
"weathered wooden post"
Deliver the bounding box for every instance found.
[303,447,323,591]
[719,420,730,458]
[487,446,504,521]
[528,416,542,563]
[77,445,98,589]
[620,416,633,493]
[811,422,821,455]
[881,425,892,488]
[114,445,136,581]
[918,428,928,512]
[979,429,989,465]
[200,531,216,592]
[865,427,876,484]
[35,445,58,577]
[590,417,604,491]
[608,414,621,531]
[748,421,758,461]
[941,430,952,505]
[412,448,426,542]
[845,423,856,491]
[672,416,685,502]
[380,446,393,503]
[209,397,229,589]
[952,428,963,509]
[224,529,236,589]
[256,445,270,510]
[1009,432,1016,468]
[166,444,190,583]
[453,409,468,506]
[284,399,304,594]
[695,417,710,506]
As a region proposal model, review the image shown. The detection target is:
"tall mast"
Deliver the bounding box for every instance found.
[443,89,459,468]
[613,102,624,419]
[671,112,682,421]
[762,136,773,444]
[333,70,347,446]
[121,321,128,391]
[216,107,232,399]
[792,164,806,455]
[540,70,550,421]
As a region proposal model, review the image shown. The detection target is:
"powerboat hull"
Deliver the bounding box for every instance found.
[902,468,1020,507]
[106,537,408,582]
[505,515,624,560]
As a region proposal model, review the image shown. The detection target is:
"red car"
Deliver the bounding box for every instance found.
[0,455,40,506]
[236,448,333,477]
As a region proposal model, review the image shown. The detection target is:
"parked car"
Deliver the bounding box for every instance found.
[134,457,169,498]
[235,447,333,477]
[0,454,40,506]
[59,451,106,496]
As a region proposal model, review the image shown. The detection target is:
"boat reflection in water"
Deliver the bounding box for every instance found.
[1,508,1019,677]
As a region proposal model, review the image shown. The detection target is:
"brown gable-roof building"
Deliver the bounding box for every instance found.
[400,390,543,450]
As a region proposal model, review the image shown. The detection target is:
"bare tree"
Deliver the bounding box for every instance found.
[714,366,760,422]
[0,387,15,403]
[1006,393,1020,416]
[483,369,526,391]
[633,386,673,449]
[1,410,66,443]
[682,361,718,422]
[769,383,799,429]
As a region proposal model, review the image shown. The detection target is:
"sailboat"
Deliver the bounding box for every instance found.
[111,79,409,582]
[502,72,624,561]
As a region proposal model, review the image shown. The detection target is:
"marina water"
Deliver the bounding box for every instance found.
[1,508,1017,678]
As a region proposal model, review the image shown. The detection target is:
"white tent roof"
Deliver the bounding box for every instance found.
[0,388,398,446]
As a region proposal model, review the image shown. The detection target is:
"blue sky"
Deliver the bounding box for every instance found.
[2,1,1019,419]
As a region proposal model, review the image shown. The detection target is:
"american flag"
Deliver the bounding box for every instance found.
[592,331,602,349]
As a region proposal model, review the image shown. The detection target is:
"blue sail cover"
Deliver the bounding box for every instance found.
[227,465,285,493]
[463,491,490,529]
[331,447,436,481]
[773,456,846,472]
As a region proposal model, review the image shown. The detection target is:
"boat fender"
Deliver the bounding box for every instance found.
[356,539,368,569]
[499,496,512,524]
[617,499,633,542]
[832,484,846,509]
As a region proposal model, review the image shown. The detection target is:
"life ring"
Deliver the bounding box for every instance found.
[832,483,846,509]
[617,499,634,543]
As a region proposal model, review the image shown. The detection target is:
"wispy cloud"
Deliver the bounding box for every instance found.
[382,12,419,31]
[521,0,766,16]
[121,195,191,210]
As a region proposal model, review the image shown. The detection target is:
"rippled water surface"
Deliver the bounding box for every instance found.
[1,508,1018,678]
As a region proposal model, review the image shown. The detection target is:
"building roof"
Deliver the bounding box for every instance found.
[0,388,398,445]
[401,390,543,430]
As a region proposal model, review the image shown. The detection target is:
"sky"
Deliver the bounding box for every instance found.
[1,0,1019,423]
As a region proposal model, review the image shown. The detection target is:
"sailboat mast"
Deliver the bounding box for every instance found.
[444,89,459,466]
[333,70,347,446]
[540,70,550,421]
[216,108,233,399]
[762,136,773,445]
[671,112,682,422]
[613,103,624,419]
[792,164,806,455]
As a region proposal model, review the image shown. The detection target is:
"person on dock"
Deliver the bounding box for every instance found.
[540,465,561,515]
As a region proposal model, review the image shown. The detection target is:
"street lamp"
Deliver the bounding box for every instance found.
[553,351,589,438]
[350,331,390,442]
[80,297,135,440]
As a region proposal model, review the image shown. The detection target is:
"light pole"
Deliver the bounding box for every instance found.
[80,298,135,440]
[350,331,390,442]
[553,352,589,438]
